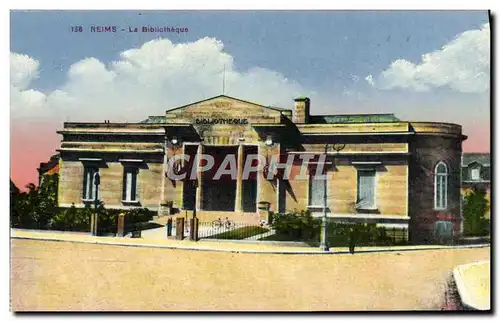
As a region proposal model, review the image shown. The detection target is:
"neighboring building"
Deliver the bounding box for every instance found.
[37,154,60,185]
[461,153,491,218]
[56,95,466,243]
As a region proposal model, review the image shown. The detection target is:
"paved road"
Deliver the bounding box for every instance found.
[10,239,490,311]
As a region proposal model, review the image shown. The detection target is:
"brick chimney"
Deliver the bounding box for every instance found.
[293,97,310,124]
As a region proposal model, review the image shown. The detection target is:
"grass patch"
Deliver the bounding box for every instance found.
[207,226,269,240]
[124,222,163,233]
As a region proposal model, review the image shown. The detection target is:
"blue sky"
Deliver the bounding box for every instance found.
[11,10,488,93]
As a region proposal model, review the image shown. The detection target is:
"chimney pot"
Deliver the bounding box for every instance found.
[293,97,310,124]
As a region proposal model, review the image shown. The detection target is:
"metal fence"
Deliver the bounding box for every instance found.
[197,220,272,240]
[321,223,408,246]
[269,222,409,246]
[164,216,409,246]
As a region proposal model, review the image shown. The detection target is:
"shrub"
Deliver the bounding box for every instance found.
[49,204,92,232]
[327,223,405,246]
[123,208,154,233]
[10,176,155,234]
[463,187,490,236]
[48,205,154,234]
[271,210,406,246]
[271,210,320,241]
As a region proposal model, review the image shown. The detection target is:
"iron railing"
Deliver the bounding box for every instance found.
[197,220,271,240]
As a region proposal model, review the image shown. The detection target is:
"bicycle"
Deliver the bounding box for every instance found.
[212,217,234,229]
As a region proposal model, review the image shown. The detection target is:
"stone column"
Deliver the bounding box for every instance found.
[258,143,277,211]
[159,128,168,215]
[234,144,244,212]
[195,144,203,212]
[275,142,282,214]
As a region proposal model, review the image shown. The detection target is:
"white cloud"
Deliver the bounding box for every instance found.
[10,53,51,119]
[10,37,308,123]
[367,23,490,93]
[10,53,40,90]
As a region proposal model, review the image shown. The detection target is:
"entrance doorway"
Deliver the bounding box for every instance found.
[182,144,198,210]
[202,146,238,211]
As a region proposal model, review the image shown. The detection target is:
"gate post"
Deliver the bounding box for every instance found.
[189,217,199,241]
[90,212,95,235]
[258,201,271,224]
[117,213,125,237]
[166,218,173,238]
[176,217,185,240]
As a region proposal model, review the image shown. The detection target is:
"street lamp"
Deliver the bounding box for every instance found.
[319,143,345,251]
[93,172,100,236]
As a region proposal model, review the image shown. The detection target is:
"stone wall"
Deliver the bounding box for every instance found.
[278,159,408,217]
[58,159,163,210]
[408,134,463,243]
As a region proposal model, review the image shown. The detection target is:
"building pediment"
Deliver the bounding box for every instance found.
[165,95,287,125]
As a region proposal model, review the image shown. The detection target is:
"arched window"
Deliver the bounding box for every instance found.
[434,162,448,210]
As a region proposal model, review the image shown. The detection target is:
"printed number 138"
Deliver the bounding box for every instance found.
[71,26,83,32]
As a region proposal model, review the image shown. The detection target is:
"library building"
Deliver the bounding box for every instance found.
[56,95,466,243]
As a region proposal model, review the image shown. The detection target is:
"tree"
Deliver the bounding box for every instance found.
[10,180,22,227]
[10,181,38,228]
[463,187,490,236]
[36,174,59,229]
[10,175,59,229]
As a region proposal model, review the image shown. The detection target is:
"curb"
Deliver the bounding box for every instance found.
[452,260,490,311]
[198,238,311,247]
[11,234,490,255]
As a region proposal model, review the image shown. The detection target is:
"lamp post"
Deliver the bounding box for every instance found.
[319,143,345,251]
[93,172,100,236]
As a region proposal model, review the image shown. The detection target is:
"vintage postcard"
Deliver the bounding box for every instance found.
[9,9,491,312]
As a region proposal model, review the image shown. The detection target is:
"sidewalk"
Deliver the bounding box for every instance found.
[453,260,490,310]
[11,228,490,255]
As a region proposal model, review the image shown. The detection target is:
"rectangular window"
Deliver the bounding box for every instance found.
[435,175,447,209]
[471,168,480,180]
[308,170,326,207]
[356,169,376,209]
[83,166,98,200]
[122,167,138,202]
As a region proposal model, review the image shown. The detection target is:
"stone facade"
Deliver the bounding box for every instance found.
[56,95,466,243]
[408,132,463,243]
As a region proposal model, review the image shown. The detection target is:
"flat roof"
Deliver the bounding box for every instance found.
[309,114,400,124]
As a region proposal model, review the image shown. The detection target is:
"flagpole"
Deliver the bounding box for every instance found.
[222,64,226,94]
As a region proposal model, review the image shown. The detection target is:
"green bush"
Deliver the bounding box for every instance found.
[271,210,320,241]
[11,176,155,234]
[270,210,405,246]
[49,204,92,232]
[48,204,154,234]
[325,223,396,247]
[463,187,490,237]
